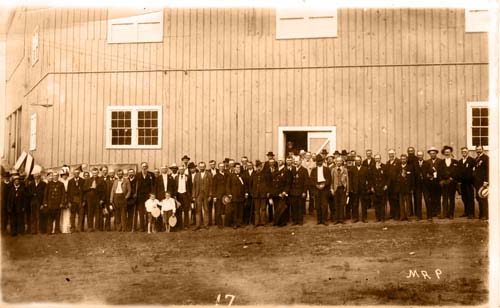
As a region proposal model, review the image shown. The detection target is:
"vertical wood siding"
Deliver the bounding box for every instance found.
[6,8,489,168]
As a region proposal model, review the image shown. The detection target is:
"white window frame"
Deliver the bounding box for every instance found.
[106,105,162,149]
[276,8,338,39]
[29,113,37,151]
[31,26,39,66]
[465,9,490,33]
[107,10,163,44]
[466,101,489,150]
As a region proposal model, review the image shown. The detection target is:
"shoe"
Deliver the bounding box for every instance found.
[352,220,359,223]
[362,220,368,223]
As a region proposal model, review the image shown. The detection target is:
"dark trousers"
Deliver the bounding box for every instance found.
[243,196,253,225]
[30,200,41,234]
[460,182,475,218]
[113,194,127,231]
[267,199,274,222]
[86,196,102,231]
[177,193,191,229]
[134,200,147,232]
[231,201,244,227]
[350,192,368,221]
[39,210,48,235]
[103,205,113,231]
[70,201,84,232]
[46,209,61,234]
[25,205,31,234]
[1,203,7,234]
[327,193,335,221]
[427,182,442,216]
[399,192,412,220]
[333,187,346,223]
[208,198,214,226]
[475,185,488,219]
[373,193,386,221]
[9,210,24,236]
[314,189,329,224]
[422,184,434,219]
[196,194,209,228]
[307,189,315,214]
[253,198,267,226]
[413,185,424,219]
[441,181,456,218]
[214,198,225,227]
[290,195,305,225]
[126,201,135,231]
[388,188,399,220]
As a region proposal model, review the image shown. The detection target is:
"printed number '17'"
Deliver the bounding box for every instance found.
[216,294,236,306]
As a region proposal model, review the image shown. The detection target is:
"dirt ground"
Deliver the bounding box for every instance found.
[1,215,488,306]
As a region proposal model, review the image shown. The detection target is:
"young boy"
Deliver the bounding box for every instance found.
[160,193,176,232]
[145,193,160,234]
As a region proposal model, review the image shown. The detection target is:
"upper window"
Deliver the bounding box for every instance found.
[465,9,490,32]
[107,10,163,44]
[467,102,489,150]
[106,106,162,149]
[31,27,39,66]
[29,113,37,151]
[275,8,337,39]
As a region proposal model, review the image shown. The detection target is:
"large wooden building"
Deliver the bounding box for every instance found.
[2,7,489,169]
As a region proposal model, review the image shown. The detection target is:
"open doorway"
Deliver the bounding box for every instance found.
[278,126,336,158]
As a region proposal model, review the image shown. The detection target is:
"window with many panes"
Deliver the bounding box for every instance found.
[106,106,162,149]
[467,102,489,149]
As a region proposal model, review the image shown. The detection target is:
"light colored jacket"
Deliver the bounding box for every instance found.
[110,177,132,203]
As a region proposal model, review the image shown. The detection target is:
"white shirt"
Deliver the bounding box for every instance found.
[145,198,160,212]
[115,178,124,193]
[200,171,205,180]
[162,174,169,192]
[178,174,187,194]
[445,158,452,167]
[59,178,69,191]
[160,198,176,213]
[210,169,217,176]
[317,166,326,182]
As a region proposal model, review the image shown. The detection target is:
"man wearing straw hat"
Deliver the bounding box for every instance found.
[26,165,46,234]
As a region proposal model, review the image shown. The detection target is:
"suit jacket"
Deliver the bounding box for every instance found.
[473,153,489,187]
[226,173,246,202]
[242,169,254,194]
[362,158,376,170]
[250,169,271,198]
[369,164,387,195]
[110,177,132,204]
[155,174,176,200]
[135,172,156,202]
[395,163,415,193]
[101,175,115,204]
[290,166,308,197]
[270,167,292,197]
[67,177,85,204]
[27,180,47,207]
[348,166,370,194]
[213,171,228,199]
[127,177,138,206]
[385,158,401,191]
[44,181,66,210]
[424,158,442,185]
[413,160,428,187]
[437,158,458,182]
[308,165,332,192]
[82,177,106,204]
[193,171,213,198]
[457,156,475,184]
[7,184,27,213]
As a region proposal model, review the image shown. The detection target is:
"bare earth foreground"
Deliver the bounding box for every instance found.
[1,218,488,306]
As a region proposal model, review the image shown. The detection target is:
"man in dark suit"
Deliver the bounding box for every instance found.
[208,160,218,225]
[362,149,376,211]
[175,164,192,229]
[126,169,137,232]
[250,161,271,227]
[83,168,106,232]
[1,171,12,235]
[413,151,429,220]
[437,146,458,219]
[242,161,254,225]
[26,170,46,234]
[270,158,292,226]
[7,174,27,236]
[187,162,198,225]
[348,156,370,223]
[425,147,442,217]
[457,147,476,219]
[212,162,228,228]
[331,157,349,224]
[67,167,85,232]
[135,162,156,232]
[473,145,489,220]
[193,162,213,230]
[406,147,418,216]
[155,165,176,201]
[396,154,415,221]
[289,157,308,225]
[369,154,387,222]
[309,154,332,225]
[100,166,115,231]
[385,149,401,220]
[226,163,247,228]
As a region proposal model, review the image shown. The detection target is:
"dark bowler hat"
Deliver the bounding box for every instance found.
[441,145,453,154]
[223,158,230,163]
[181,155,190,161]
[320,149,328,155]
[341,150,348,156]
[315,154,324,162]
[334,150,341,155]
[266,151,275,157]
[187,162,196,169]
[255,160,263,167]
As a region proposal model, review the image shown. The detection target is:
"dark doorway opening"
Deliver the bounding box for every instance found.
[284,131,307,157]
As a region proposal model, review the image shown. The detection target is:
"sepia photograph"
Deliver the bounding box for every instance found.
[0,0,498,306]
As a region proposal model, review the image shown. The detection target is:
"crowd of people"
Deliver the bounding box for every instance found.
[0,144,489,236]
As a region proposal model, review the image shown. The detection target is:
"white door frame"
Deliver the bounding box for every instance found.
[278,126,337,158]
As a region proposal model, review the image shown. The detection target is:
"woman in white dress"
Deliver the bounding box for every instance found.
[59,168,71,233]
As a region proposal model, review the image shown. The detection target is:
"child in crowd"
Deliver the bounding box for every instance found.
[145,193,160,234]
[160,193,176,232]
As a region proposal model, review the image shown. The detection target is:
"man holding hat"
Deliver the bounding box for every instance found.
[212,162,229,227]
[308,154,332,225]
[250,160,271,227]
[473,145,489,220]
[457,147,476,219]
[425,146,442,218]
[437,146,458,219]
[26,166,46,234]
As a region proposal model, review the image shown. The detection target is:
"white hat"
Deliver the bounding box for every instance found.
[31,165,43,175]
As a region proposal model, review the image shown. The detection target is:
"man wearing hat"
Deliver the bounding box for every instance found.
[425,146,442,218]
[308,154,332,225]
[181,155,191,169]
[1,170,12,234]
[43,171,65,234]
[26,167,47,234]
[320,149,329,161]
[67,166,85,232]
[175,164,192,229]
[473,145,489,220]
[6,172,27,236]
[437,146,458,219]
[263,151,275,174]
